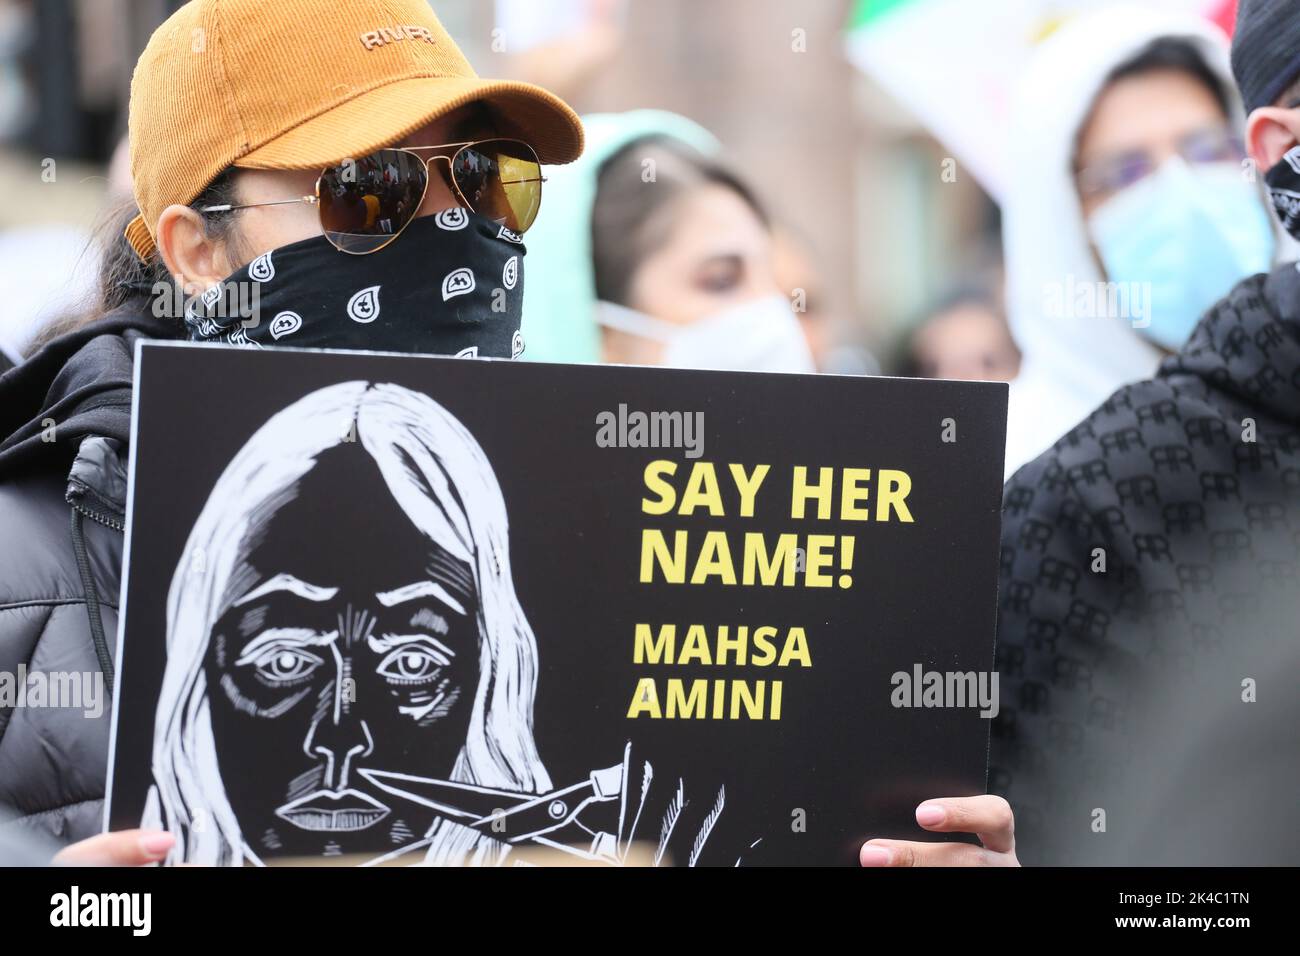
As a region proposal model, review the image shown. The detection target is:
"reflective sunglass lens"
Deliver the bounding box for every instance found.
[318,149,428,254]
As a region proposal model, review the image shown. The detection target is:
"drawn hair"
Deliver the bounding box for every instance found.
[142,381,550,865]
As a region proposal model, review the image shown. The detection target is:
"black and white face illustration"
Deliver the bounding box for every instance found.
[144,380,731,866]
[145,382,551,865]
[203,440,481,858]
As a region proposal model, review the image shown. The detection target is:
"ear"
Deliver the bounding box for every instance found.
[1246,106,1300,173]
[156,204,238,294]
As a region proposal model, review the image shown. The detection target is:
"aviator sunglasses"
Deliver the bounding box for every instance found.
[200,138,545,254]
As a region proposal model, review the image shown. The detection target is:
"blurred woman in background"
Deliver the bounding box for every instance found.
[522,110,817,372]
[900,284,1020,383]
[1002,5,1281,476]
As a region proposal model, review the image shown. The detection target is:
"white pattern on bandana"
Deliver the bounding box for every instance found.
[347,285,381,323]
[435,208,469,231]
[269,311,302,340]
[249,251,275,282]
[442,268,475,300]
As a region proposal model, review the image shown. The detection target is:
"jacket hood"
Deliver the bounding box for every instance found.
[520,110,720,364]
[0,307,178,477]
[1002,5,1244,476]
[1169,261,1300,427]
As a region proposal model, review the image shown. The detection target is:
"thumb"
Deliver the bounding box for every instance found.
[52,829,175,867]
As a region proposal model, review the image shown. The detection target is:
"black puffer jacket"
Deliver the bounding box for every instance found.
[992,264,1300,864]
[0,309,177,851]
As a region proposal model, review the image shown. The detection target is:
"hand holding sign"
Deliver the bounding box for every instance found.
[860,795,1019,867]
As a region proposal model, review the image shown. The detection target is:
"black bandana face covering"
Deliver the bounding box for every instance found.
[185,207,526,358]
[1265,144,1300,241]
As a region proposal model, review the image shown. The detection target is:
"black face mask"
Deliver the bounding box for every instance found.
[184,207,526,358]
[1265,144,1300,241]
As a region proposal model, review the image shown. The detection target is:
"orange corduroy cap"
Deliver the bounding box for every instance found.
[125,0,585,261]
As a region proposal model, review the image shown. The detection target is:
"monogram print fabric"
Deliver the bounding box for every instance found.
[993,265,1300,864]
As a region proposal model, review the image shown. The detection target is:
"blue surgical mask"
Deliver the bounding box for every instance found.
[1088,157,1275,351]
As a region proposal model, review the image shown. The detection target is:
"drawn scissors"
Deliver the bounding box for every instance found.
[358,743,642,862]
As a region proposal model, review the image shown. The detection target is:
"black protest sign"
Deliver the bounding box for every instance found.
[106,342,1007,866]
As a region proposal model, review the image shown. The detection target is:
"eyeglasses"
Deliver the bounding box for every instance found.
[199,139,546,255]
[1076,126,1246,200]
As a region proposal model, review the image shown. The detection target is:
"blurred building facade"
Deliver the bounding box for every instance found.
[0,0,999,358]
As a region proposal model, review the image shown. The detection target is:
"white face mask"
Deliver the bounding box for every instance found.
[595,294,816,373]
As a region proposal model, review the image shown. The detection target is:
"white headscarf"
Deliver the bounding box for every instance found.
[1002,5,1258,477]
